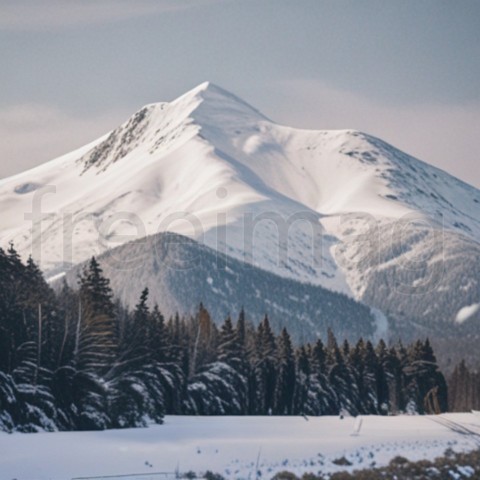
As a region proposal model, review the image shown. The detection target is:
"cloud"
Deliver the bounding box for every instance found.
[268,78,480,188]
[0,0,222,31]
[0,104,131,178]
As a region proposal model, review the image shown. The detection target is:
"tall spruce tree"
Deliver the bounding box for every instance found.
[274,328,296,414]
[326,329,359,415]
[76,257,117,376]
[255,315,277,414]
[293,344,309,414]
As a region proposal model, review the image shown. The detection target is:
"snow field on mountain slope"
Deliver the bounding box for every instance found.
[0,413,479,479]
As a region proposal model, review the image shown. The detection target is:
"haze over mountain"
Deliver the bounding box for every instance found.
[1,82,479,342]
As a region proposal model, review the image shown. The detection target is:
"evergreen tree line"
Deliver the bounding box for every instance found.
[448,360,480,412]
[0,247,448,432]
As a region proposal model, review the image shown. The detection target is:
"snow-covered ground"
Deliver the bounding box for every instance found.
[1,414,479,479]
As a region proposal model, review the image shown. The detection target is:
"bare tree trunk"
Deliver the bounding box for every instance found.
[34,303,42,389]
[74,300,82,365]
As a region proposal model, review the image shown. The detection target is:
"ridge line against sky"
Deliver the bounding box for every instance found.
[1,0,479,187]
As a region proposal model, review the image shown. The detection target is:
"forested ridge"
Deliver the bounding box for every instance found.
[0,245,467,433]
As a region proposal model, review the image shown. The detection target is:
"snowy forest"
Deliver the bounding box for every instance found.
[0,245,474,433]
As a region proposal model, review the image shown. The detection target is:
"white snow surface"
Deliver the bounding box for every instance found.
[0,414,479,479]
[455,303,480,324]
[1,82,480,296]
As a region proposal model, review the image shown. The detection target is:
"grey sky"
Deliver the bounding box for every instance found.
[1,0,479,186]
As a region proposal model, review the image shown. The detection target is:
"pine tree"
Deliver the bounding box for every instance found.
[375,339,395,413]
[149,304,167,362]
[134,288,149,323]
[274,328,295,414]
[362,340,380,413]
[24,256,61,374]
[76,258,117,377]
[310,338,327,376]
[185,361,245,415]
[293,344,309,414]
[404,339,448,413]
[189,304,218,376]
[0,245,29,374]
[326,329,359,415]
[254,315,277,414]
[236,307,246,346]
[79,257,115,318]
[305,339,337,415]
[218,317,237,364]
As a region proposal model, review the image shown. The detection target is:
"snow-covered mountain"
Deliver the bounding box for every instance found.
[1,82,479,335]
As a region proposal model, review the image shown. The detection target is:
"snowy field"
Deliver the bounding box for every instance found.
[1,414,479,479]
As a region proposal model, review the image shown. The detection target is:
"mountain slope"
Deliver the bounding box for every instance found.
[62,232,376,343]
[1,81,479,338]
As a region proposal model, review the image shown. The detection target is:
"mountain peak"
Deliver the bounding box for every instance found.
[185,80,219,94]
[172,81,268,121]
[172,81,233,106]
[76,82,269,173]
[180,81,237,98]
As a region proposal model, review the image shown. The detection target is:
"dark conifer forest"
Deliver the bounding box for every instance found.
[0,246,467,433]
